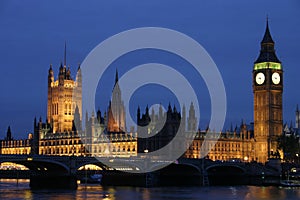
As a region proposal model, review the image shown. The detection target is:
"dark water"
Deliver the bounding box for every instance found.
[1,179,300,200]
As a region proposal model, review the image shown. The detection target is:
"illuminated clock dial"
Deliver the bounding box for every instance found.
[272,72,280,84]
[255,72,265,85]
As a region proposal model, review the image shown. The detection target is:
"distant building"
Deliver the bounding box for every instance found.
[185,122,255,161]
[0,20,285,163]
[0,127,31,154]
[137,104,182,154]
[282,105,300,137]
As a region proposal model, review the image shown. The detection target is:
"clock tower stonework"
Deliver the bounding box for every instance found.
[253,20,283,163]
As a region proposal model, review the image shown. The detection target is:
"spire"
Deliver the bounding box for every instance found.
[6,126,12,140]
[261,16,274,44]
[173,105,177,113]
[296,104,299,113]
[168,102,172,111]
[64,41,67,67]
[48,64,54,83]
[115,69,119,85]
[34,117,37,127]
[255,18,280,63]
[137,106,141,119]
[145,105,149,115]
[159,103,163,119]
[290,120,294,129]
[241,118,244,126]
[49,64,53,71]
[66,67,71,80]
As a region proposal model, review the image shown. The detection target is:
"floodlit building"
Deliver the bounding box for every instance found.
[0,21,284,163]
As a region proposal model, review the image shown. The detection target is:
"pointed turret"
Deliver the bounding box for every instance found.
[145,105,149,116]
[66,67,71,80]
[296,104,300,128]
[261,18,274,44]
[137,106,141,120]
[241,118,244,126]
[187,102,197,132]
[168,103,172,112]
[59,62,64,77]
[115,69,119,85]
[173,105,177,113]
[182,104,186,132]
[76,64,82,89]
[34,117,37,128]
[112,69,121,100]
[48,64,54,83]
[59,62,63,72]
[74,105,82,131]
[255,18,281,63]
[97,109,101,121]
[6,126,12,140]
[159,103,163,120]
[230,123,233,132]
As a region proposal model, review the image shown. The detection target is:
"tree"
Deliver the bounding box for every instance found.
[277,134,300,163]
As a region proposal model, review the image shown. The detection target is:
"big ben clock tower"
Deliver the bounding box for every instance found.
[253,19,283,163]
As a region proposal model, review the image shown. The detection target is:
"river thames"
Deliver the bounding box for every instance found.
[0,179,300,200]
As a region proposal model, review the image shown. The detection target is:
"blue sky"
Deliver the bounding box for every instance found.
[0,0,299,138]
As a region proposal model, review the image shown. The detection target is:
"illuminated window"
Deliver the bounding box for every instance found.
[65,104,68,115]
[69,104,72,115]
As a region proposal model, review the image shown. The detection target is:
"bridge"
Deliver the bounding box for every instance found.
[0,155,281,188]
[0,154,175,188]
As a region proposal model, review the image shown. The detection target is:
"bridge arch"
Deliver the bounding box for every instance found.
[75,160,108,171]
[0,162,29,170]
[0,158,69,173]
[159,163,202,186]
[206,163,247,185]
[206,164,246,173]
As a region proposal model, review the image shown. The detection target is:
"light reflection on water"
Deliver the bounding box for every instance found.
[1,179,300,200]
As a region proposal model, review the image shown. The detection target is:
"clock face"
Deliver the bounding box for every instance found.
[272,72,280,84]
[255,72,265,85]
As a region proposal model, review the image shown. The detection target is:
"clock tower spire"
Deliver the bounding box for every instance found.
[253,19,283,163]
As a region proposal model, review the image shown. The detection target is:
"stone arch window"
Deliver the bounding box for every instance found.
[69,103,72,115]
[65,103,68,115]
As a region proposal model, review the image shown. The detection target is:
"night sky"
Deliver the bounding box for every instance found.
[0,0,299,139]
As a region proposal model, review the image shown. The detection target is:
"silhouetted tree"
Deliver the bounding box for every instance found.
[277,134,300,163]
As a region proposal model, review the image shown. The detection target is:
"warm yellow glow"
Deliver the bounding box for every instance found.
[0,162,29,170]
[78,164,102,170]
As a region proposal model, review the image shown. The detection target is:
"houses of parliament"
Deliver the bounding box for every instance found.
[0,21,285,163]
